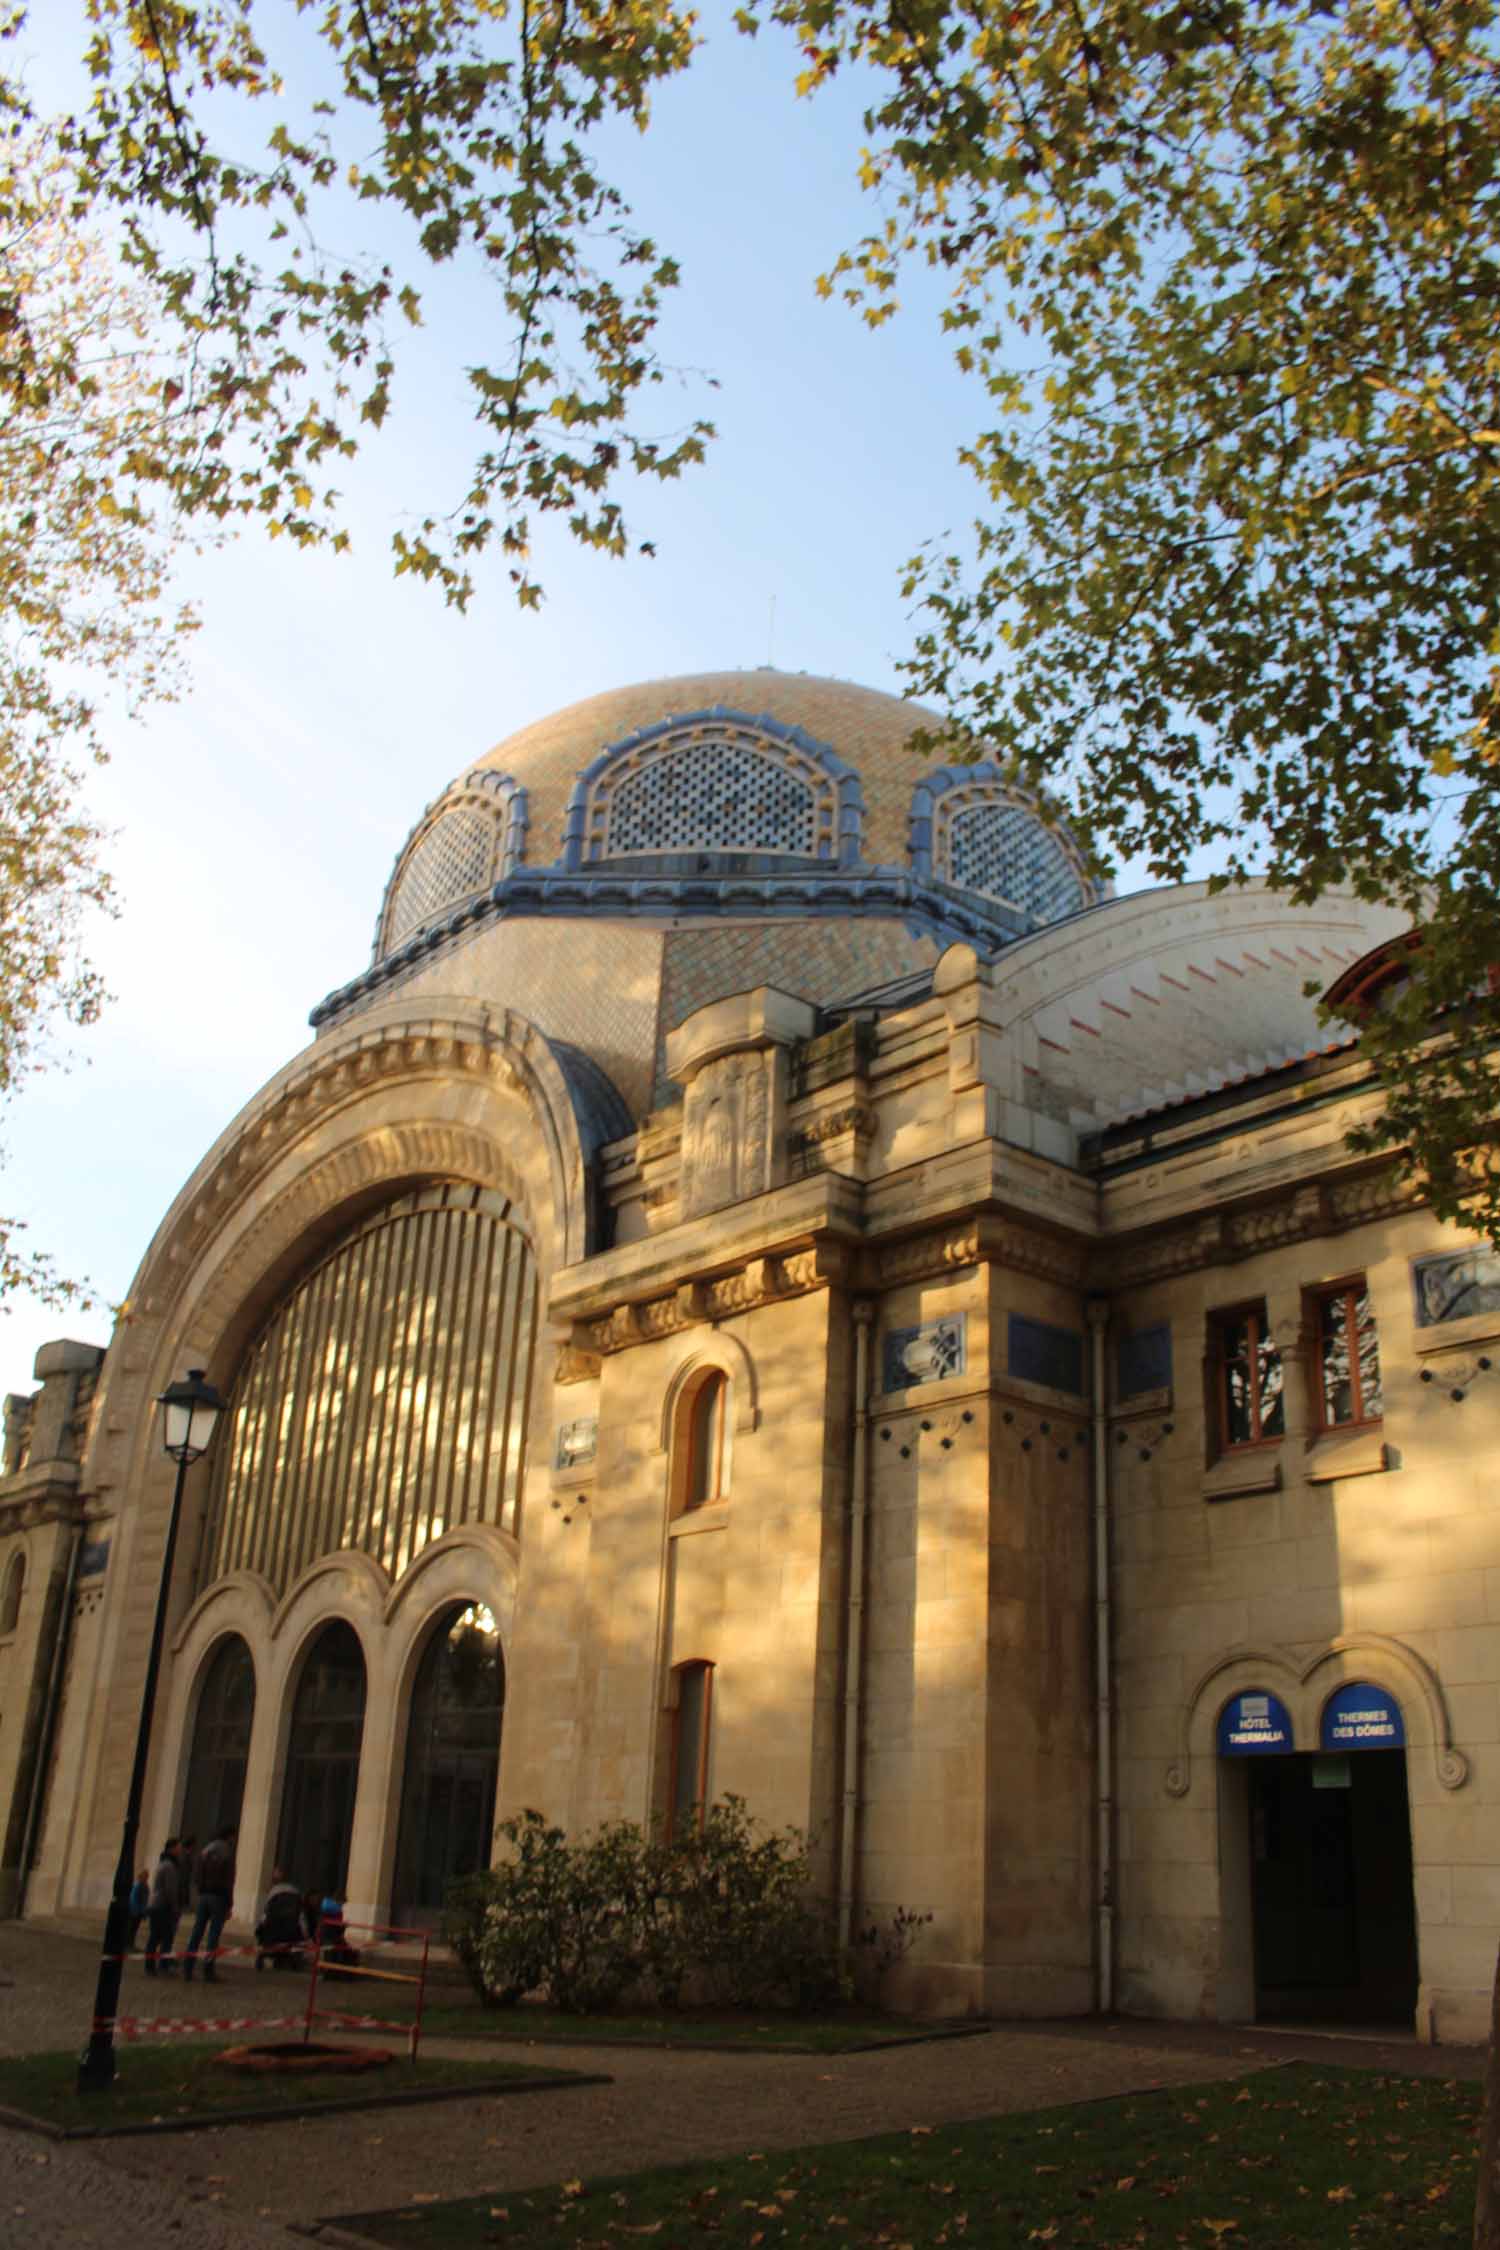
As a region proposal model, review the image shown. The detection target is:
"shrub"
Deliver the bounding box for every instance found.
[444,1796,926,2015]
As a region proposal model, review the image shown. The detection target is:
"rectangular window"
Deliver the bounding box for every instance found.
[1210,1304,1284,1451]
[669,1662,713,1839]
[1314,1282,1382,1429]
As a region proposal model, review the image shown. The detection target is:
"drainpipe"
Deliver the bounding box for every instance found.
[1087,1297,1114,2015]
[837,1300,875,1952]
[16,1517,86,1914]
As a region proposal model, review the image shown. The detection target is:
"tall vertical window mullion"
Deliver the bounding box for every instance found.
[196,1190,536,1603]
[356,1208,404,1566]
[413,1199,462,1555]
[448,1201,487,1530]
[390,1199,444,1581]
[324,1212,378,1558]
[297,1247,343,1581]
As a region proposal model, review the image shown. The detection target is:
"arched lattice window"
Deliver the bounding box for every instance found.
[910,768,1096,928]
[678,1370,730,1514]
[377,770,527,955]
[200,1186,538,1595]
[276,1620,367,1900]
[393,1601,505,1920]
[179,1636,255,1847]
[568,715,862,867]
[0,1549,24,1634]
[667,1660,714,1839]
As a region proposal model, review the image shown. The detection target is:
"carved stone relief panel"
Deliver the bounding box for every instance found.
[680,1048,781,1218]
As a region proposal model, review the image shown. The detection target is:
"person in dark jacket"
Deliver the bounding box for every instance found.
[183,1825,236,1981]
[143,1839,181,1975]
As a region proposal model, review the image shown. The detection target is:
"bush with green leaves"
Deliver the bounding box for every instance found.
[443,1796,912,2014]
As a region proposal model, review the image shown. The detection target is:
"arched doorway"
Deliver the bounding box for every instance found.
[276,1621,367,1899]
[393,1603,504,1923]
[179,1635,255,1847]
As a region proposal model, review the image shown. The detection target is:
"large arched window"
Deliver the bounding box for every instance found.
[201,1186,539,1595]
[0,1550,24,1635]
[179,1635,256,1847]
[680,1371,730,1514]
[276,1621,367,1900]
[667,1660,714,1840]
[393,1602,505,1921]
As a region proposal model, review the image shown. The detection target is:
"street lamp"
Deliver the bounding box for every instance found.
[77,1368,227,2093]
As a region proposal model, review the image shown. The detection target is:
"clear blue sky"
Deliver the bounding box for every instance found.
[2,10,1156,1388]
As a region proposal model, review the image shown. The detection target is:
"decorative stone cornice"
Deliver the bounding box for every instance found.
[564,1210,1091,1355]
[1112,1162,1423,1285]
[577,1243,854,1355]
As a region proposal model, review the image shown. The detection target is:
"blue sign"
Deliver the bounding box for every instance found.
[1217,1690,1294,1756]
[1320,1683,1405,1751]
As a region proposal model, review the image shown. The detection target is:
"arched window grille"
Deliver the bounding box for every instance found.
[667,1659,714,1839]
[179,1635,255,1847]
[0,1550,24,1634]
[571,717,861,867]
[680,1370,730,1513]
[911,768,1097,928]
[377,770,526,955]
[200,1186,538,1596]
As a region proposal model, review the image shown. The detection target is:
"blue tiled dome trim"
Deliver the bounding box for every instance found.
[559,709,866,872]
[308,866,1068,1030]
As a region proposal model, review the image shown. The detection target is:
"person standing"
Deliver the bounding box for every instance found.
[127,1866,151,1949]
[183,1825,236,1981]
[143,1839,181,1976]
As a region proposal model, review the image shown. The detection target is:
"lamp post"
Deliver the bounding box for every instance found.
[77,1369,227,2094]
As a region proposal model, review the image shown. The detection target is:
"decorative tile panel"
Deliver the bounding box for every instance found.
[1117,1323,1172,1399]
[1008,1313,1086,1394]
[882,1315,967,1392]
[555,1416,598,1470]
[1413,1246,1500,1327]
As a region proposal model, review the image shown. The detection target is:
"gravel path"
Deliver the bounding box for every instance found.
[0,1920,1485,2247]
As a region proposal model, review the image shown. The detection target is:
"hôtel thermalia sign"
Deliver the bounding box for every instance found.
[1217,1690,1294,1755]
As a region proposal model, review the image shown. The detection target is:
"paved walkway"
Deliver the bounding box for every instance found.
[0,1922,1486,2248]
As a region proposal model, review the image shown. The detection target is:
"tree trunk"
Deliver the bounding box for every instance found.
[1474,1940,1500,2247]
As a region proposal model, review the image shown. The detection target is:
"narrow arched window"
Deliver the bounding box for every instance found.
[668,1660,714,1839]
[681,1371,730,1513]
[0,1550,24,1634]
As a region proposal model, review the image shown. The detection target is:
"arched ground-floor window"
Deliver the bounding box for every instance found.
[179,1635,255,1847]
[393,1601,504,1923]
[276,1620,367,1900]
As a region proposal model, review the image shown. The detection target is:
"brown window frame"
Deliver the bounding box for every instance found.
[677,1368,730,1515]
[1208,1302,1285,1455]
[1310,1278,1383,1432]
[666,1659,714,1840]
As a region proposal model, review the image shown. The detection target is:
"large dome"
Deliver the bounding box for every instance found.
[352,668,1099,977]
[312,668,1104,1052]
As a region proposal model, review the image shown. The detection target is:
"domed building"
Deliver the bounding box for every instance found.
[3,668,1498,2040]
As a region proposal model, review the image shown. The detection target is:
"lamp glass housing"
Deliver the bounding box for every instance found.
[157,1369,227,1465]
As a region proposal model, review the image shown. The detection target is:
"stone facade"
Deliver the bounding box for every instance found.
[0,669,1491,2042]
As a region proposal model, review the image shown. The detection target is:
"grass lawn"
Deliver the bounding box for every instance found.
[410,2003,959,2053]
[341,2063,1479,2248]
[0,2043,591,2135]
